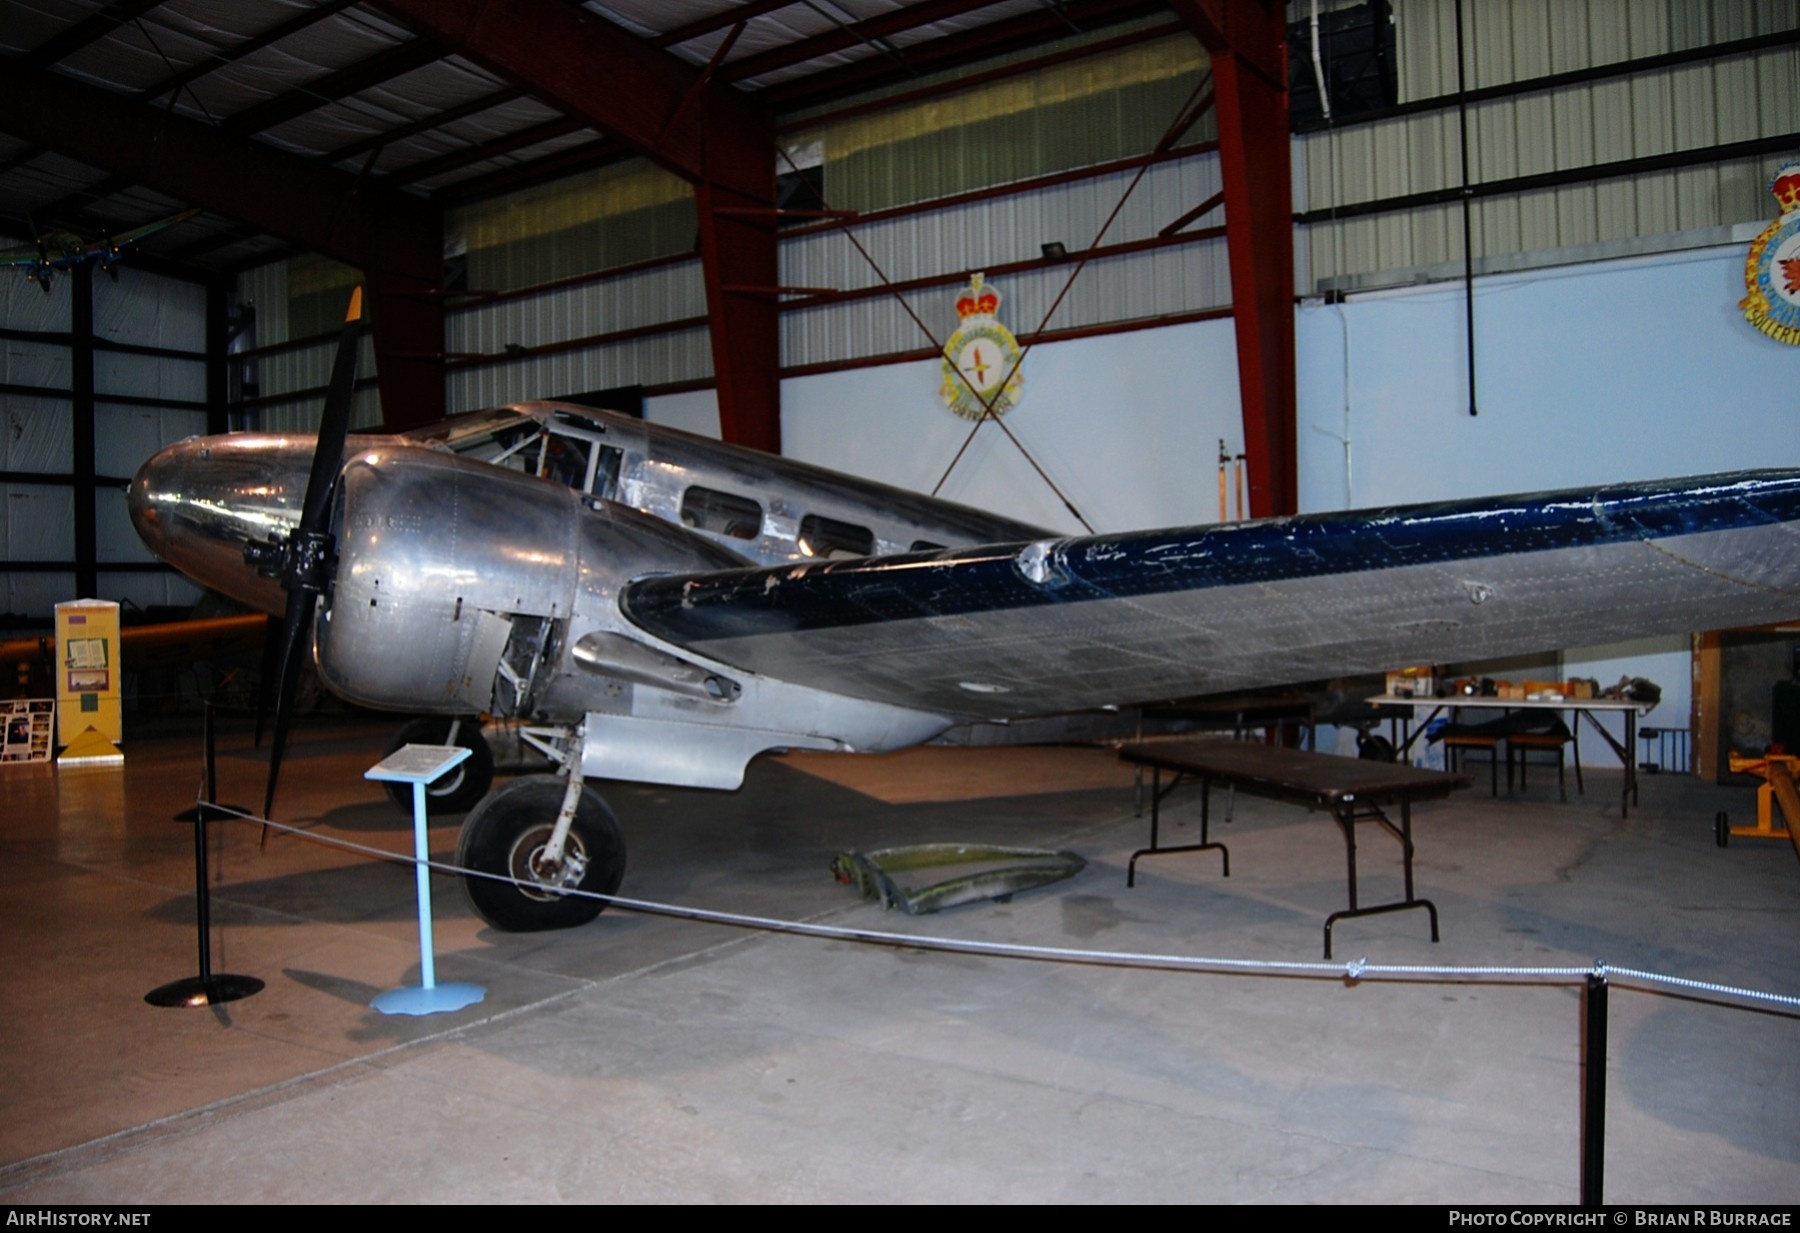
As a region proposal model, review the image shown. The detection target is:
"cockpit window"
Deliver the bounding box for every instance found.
[408,413,622,498]
[799,514,875,559]
[681,487,763,540]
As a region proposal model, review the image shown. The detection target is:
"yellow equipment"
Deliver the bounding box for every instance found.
[1720,752,1800,863]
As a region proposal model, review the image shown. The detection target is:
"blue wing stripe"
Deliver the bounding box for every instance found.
[622,472,1800,646]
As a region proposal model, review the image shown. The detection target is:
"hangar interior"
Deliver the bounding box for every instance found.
[1,0,1797,1205]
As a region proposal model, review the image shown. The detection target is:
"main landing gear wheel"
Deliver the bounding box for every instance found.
[457,774,626,932]
[383,718,493,816]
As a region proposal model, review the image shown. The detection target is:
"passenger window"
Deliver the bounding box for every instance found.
[681,487,762,540]
[799,514,875,559]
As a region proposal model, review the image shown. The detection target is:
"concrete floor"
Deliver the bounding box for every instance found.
[1,714,1796,1204]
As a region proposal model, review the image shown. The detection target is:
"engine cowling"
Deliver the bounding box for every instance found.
[316,444,746,717]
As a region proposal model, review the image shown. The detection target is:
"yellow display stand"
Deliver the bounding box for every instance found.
[55,599,123,767]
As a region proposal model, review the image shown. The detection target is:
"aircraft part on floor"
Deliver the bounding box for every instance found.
[833,843,1088,914]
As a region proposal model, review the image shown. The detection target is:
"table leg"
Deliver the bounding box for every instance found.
[1322,799,1440,959]
[1128,770,1229,884]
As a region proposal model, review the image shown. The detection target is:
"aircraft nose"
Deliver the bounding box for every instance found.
[129,435,315,615]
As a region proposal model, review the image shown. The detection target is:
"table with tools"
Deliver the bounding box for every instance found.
[1367,694,1656,817]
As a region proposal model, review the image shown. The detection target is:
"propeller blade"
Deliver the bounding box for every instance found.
[252,613,281,749]
[260,286,364,823]
[260,587,316,824]
[299,285,363,531]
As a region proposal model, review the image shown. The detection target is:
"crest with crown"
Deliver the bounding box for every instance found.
[939,272,1025,421]
[1740,160,1800,346]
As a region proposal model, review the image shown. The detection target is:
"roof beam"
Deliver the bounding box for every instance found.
[439,137,625,204]
[373,0,780,452]
[138,0,360,106]
[386,116,588,188]
[719,0,1015,85]
[29,0,166,67]
[370,0,769,191]
[0,62,446,430]
[323,85,522,166]
[656,0,801,49]
[220,36,447,137]
[760,0,1162,108]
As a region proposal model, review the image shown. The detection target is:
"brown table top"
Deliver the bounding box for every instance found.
[1118,738,1470,810]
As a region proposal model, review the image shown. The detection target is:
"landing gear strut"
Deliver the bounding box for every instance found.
[456,774,625,932]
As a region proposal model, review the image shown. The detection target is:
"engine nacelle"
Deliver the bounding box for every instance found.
[316,445,743,716]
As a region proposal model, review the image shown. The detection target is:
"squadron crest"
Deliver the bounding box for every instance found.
[1741,161,1800,346]
[939,273,1025,420]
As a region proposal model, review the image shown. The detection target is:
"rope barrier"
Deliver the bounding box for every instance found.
[198,797,1800,1014]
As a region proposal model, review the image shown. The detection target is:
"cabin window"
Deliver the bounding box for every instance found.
[540,434,589,488]
[910,540,946,553]
[799,514,875,559]
[681,486,763,540]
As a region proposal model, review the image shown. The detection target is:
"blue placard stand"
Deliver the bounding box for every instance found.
[364,743,486,1016]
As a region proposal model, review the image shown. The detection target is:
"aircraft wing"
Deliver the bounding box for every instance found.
[103,208,200,250]
[620,471,1800,721]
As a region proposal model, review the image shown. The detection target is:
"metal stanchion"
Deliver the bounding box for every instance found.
[1580,967,1609,1207]
[146,703,264,1008]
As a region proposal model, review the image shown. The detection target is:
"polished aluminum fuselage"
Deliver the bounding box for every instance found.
[129,401,1800,791]
[129,403,1042,787]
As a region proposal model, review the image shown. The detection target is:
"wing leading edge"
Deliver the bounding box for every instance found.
[620,471,1800,720]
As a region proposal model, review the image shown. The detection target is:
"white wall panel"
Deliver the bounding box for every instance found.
[96,406,207,478]
[2,571,72,617]
[1,483,72,559]
[97,569,200,612]
[2,395,71,473]
[783,315,1243,535]
[94,487,155,563]
[95,351,205,405]
[93,269,206,351]
[0,278,70,331]
[1296,239,1795,756]
[1,338,69,391]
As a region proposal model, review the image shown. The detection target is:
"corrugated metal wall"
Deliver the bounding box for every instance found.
[1300,0,1799,287]
[790,32,1212,212]
[2,267,205,621]
[232,0,1794,417]
[452,160,695,293]
[781,150,1228,369]
[1395,0,1794,97]
[445,258,711,410]
[236,257,383,432]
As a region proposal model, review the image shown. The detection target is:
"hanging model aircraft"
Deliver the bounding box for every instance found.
[3,208,200,293]
[127,298,1800,932]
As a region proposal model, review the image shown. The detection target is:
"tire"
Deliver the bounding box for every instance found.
[456,774,625,932]
[383,718,493,816]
